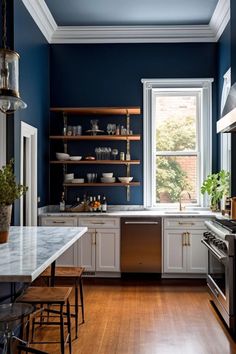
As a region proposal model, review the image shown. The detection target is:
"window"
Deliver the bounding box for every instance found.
[142,79,213,208]
[220,68,231,174]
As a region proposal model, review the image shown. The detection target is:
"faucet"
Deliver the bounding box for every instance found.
[179,190,191,211]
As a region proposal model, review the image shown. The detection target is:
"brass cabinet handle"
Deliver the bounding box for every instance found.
[92,232,96,245]
[90,222,105,225]
[182,232,187,246]
[52,221,66,224]
[178,222,195,226]
[187,232,191,246]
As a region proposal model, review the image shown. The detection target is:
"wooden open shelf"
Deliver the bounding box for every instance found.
[50,160,140,165]
[49,135,140,141]
[50,107,141,115]
[63,182,140,187]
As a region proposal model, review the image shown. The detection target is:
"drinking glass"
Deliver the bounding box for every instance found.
[111,149,118,160]
[107,124,112,135]
[95,147,102,160]
[111,124,116,135]
[91,120,99,131]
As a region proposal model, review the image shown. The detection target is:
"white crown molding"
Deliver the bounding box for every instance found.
[51,25,215,43]
[21,0,230,44]
[21,0,57,43]
[209,0,230,41]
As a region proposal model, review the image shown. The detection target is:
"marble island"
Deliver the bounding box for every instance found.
[0,226,87,282]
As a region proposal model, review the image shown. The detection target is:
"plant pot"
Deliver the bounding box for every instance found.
[0,205,12,243]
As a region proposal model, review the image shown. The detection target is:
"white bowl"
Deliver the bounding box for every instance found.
[102,172,113,178]
[72,178,84,183]
[118,177,133,183]
[70,156,82,161]
[56,152,70,160]
[64,173,74,180]
[101,177,116,183]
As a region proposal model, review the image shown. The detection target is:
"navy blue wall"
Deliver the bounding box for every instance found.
[0,0,50,306]
[217,23,231,115]
[13,0,50,223]
[50,43,218,205]
[216,23,231,170]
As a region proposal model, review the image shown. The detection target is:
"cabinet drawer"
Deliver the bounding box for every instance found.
[79,217,120,229]
[40,217,78,227]
[164,218,207,230]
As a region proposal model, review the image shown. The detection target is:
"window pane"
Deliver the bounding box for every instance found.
[156,95,197,152]
[156,156,198,204]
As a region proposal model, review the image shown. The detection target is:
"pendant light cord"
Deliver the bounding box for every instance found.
[2,0,7,49]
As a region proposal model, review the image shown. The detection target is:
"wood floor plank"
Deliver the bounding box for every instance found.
[31,278,236,354]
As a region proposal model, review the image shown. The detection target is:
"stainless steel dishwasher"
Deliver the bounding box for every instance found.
[121,217,162,273]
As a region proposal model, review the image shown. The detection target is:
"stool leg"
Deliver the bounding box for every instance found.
[79,277,85,323]
[66,300,72,354]
[60,304,65,354]
[75,281,79,338]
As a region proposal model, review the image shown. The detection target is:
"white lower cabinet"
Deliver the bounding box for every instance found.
[40,216,78,266]
[95,229,120,272]
[78,218,120,274]
[77,229,96,272]
[163,218,208,275]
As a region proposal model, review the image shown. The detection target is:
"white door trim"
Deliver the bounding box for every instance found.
[0,113,6,168]
[20,122,38,226]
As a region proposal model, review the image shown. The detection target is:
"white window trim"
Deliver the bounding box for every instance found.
[220,68,231,174]
[141,78,213,209]
[0,113,6,168]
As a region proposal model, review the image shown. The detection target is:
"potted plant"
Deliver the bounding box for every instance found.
[201,170,230,211]
[0,160,28,243]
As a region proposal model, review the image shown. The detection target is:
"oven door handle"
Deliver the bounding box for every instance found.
[201,239,227,262]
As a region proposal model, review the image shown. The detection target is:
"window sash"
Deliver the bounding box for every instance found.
[142,78,213,209]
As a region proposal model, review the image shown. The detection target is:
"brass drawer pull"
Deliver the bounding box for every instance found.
[52,221,66,224]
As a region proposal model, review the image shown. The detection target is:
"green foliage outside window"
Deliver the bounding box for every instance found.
[156,116,196,203]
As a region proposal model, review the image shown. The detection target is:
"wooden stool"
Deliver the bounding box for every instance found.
[41,266,85,339]
[17,287,72,354]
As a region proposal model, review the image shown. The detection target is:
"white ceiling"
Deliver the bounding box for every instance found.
[21,0,230,43]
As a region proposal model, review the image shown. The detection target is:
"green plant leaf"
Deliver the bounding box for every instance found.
[0,160,28,205]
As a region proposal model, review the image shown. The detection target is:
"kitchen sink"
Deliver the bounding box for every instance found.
[164,211,200,214]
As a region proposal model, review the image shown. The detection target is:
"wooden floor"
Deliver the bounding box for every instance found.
[31,278,236,354]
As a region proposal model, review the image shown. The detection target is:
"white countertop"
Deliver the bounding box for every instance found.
[39,209,218,218]
[0,226,87,282]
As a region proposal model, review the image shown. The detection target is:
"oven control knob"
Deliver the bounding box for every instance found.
[219,242,227,251]
[204,232,211,239]
[213,239,220,246]
[209,235,215,241]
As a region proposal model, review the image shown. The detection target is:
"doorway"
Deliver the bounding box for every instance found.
[20,122,37,226]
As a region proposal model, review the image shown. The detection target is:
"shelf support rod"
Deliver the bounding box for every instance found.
[126,109,131,201]
[63,112,68,154]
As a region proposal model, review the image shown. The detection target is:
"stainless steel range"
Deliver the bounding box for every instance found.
[202,219,236,335]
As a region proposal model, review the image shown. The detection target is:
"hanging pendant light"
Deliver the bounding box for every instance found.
[0,0,26,114]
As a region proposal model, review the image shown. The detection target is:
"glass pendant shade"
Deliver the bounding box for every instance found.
[0,48,27,114]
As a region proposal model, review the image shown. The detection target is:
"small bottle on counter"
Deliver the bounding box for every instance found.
[101,196,107,212]
[60,192,65,212]
[97,195,102,212]
[89,196,93,212]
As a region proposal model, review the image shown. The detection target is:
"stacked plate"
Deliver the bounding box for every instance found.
[70,156,82,161]
[101,172,115,183]
[101,177,116,183]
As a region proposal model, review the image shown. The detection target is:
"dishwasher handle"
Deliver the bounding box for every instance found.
[124,221,159,225]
